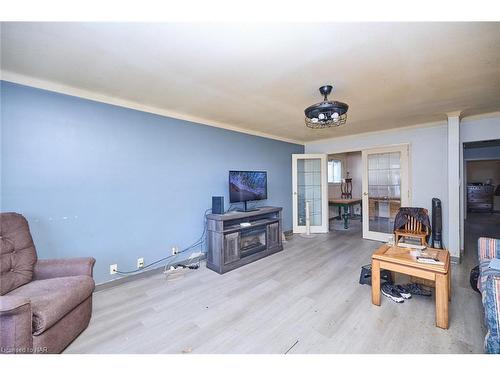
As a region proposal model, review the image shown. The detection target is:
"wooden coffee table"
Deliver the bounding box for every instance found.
[371,244,451,329]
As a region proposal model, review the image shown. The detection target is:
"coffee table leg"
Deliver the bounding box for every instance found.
[435,273,449,329]
[371,259,381,306]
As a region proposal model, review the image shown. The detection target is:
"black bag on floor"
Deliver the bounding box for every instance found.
[359,264,393,286]
[470,265,480,293]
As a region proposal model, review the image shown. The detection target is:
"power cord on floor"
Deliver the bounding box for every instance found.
[174,263,200,270]
[115,208,211,275]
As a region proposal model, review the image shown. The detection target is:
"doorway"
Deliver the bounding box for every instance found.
[327,151,363,235]
[295,144,411,241]
[463,139,500,262]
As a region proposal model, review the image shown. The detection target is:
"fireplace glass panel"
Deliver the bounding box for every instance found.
[240,227,267,257]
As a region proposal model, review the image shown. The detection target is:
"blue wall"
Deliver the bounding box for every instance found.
[1,81,303,283]
[463,145,500,160]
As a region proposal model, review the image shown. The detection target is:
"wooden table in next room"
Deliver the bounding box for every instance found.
[329,198,362,229]
[371,244,451,329]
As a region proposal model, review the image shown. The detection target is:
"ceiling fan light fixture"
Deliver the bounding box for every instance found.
[304,85,348,129]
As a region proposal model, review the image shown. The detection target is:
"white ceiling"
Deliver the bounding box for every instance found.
[2,22,500,143]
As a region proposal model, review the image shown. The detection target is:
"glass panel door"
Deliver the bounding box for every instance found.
[292,154,329,233]
[362,145,409,242]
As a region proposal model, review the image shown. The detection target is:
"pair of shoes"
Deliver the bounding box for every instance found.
[402,283,432,297]
[393,284,412,299]
[381,283,411,303]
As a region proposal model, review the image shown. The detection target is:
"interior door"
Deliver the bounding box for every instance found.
[362,145,410,242]
[292,154,329,234]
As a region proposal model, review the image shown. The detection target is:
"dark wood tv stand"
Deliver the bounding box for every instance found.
[206,206,283,274]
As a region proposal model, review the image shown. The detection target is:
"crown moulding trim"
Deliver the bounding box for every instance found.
[304,118,449,146]
[0,71,305,146]
[3,71,498,146]
[446,111,462,118]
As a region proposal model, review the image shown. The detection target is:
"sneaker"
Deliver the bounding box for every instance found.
[393,284,412,299]
[381,283,405,303]
[402,283,432,297]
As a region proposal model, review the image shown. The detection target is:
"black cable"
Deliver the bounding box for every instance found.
[115,253,181,274]
[115,208,211,275]
[225,204,236,213]
[175,264,200,270]
[115,240,203,275]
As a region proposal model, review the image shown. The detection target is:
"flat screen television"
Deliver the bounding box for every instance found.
[229,170,267,211]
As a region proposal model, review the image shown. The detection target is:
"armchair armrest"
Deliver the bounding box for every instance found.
[478,237,500,261]
[33,257,96,280]
[0,296,33,354]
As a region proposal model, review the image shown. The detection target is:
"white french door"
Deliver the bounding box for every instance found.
[362,145,410,242]
[292,154,329,234]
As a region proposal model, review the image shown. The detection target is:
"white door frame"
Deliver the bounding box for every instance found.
[292,154,329,234]
[361,144,411,242]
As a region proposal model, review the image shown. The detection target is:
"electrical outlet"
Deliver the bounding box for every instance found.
[137,258,144,268]
[110,264,118,275]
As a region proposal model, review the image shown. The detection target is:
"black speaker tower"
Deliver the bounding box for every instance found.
[431,198,442,249]
[212,196,224,214]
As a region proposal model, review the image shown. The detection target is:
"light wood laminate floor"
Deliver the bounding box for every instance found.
[65,217,490,354]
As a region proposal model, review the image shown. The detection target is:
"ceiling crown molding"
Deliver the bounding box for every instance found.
[1,70,305,146]
[446,111,462,118]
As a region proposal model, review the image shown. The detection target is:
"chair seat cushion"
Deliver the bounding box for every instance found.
[7,275,94,335]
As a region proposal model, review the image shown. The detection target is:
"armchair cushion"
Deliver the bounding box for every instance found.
[0,295,30,313]
[0,213,37,295]
[7,275,95,335]
[0,295,33,353]
[33,257,96,280]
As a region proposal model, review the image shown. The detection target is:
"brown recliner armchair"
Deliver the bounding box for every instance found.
[0,212,95,354]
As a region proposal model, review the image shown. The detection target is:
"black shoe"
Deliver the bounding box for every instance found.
[393,284,412,299]
[402,283,432,297]
[381,283,405,303]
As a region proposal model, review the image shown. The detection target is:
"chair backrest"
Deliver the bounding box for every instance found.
[403,208,429,234]
[0,212,38,295]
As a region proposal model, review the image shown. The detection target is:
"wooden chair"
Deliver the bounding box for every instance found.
[394,208,429,246]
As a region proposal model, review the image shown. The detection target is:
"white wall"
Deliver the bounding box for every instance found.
[306,123,450,253]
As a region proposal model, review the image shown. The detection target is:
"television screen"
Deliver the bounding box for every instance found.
[229,171,267,203]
